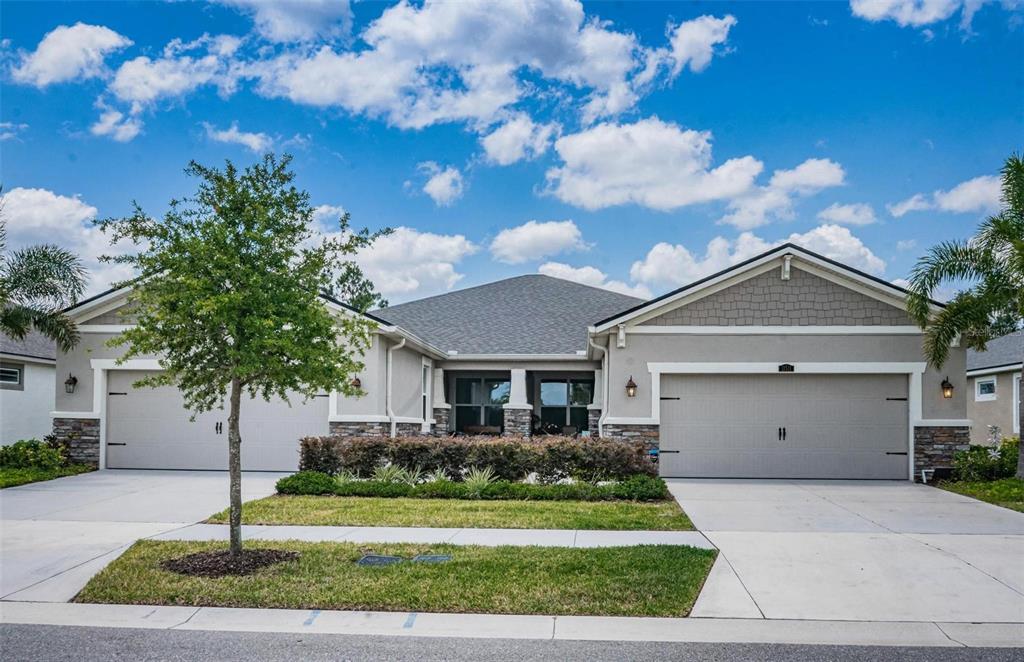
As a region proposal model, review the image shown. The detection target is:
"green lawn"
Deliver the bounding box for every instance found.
[75,540,716,617]
[208,494,694,530]
[939,478,1024,512]
[0,465,94,489]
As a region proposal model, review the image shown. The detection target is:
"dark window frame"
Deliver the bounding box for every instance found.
[539,378,593,431]
[0,361,25,391]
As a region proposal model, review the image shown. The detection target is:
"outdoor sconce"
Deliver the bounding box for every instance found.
[625,376,637,398]
[941,377,954,399]
[64,373,78,394]
[351,376,362,389]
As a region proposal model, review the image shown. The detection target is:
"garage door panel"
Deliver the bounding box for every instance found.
[659,374,908,479]
[106,370,328,471]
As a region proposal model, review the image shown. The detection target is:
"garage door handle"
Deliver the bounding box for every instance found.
[783,427,786,441]
[107,442,127,446]
[659,450,680,454]
[886,451,908,456]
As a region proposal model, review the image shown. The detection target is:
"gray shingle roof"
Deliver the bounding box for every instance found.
[372,275,645,355]
[0,330,56,361]
[967,330,1023,371]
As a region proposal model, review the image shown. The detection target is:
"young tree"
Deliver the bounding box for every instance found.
[1,199,87,351]
[906,153,1024,478]
[99,154,383,556]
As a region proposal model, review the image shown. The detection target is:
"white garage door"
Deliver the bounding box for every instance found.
[105,370,329,471]
[659,373,908,479]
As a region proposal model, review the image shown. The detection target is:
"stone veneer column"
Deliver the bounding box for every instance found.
[502,368,532,437]
[52,417,101,467]
[914,425,970,477]
[587,408,602,436]
[600,423,660,466]
[328,421,388,437]
[432,407,451,436]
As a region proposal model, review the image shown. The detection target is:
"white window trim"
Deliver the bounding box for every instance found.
[974,377,997,402]
[639,361,928,482]
[421,356,433,433]
[0,365,22,385]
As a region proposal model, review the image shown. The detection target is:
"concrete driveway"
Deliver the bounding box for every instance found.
[671,479,1024,623]
[0,470,284,602]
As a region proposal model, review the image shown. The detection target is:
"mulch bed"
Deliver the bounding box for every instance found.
[160,549,299,578]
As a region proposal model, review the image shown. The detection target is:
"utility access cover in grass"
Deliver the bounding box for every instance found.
[356,554,403,566]
[411,554,452,564]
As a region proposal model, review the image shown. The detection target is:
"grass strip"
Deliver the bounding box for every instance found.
[208,494,694,530]
[0,465,94,489]
[938,478,1024,512]
[75,539,716,617]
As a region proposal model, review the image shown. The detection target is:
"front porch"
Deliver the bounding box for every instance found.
[436,368,601,437]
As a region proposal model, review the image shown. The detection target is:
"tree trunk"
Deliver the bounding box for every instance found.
[228,377,243,557]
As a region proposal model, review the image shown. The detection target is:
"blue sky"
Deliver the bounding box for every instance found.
[1,0,1021,303]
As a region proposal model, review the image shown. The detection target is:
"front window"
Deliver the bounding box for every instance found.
[540,379,593,432]
[975,378,997,402]
[0,363,23,390]
[454,377,510,433]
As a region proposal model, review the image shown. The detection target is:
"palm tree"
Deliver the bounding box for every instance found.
[906,153,1024,478]
[0,217,87,352]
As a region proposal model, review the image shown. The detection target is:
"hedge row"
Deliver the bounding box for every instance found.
[277,471,670,502]
[299,435,656,482]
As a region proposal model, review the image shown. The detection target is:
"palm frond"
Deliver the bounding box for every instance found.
[4,244,87,308]
[29,309,81,353]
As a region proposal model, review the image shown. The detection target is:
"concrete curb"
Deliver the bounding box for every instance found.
[150,524,717,549]
[2,602,1021,647]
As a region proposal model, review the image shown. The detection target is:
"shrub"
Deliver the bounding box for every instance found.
[952,437,1020,482]
[276,471,336,495]
[334,480,415,498]
[298,434,656,482]
[0,439,65,470]
[612,475,670,501]
[463,466,497,497]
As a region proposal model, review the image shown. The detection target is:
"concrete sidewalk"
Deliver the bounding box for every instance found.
[150,523,715,549]
[2,602,1021,648]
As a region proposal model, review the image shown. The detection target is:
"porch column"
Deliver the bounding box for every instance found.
[503,368,532,437]
[587,368,603,437]
[431,368,451,436]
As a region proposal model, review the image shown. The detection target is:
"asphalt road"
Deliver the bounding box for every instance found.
[3,625,1021,661]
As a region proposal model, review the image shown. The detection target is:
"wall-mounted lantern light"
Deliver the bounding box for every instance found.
[64,373,78,394]
[625,376,637,398]
[941,377,954,399]
[351,376,362,390]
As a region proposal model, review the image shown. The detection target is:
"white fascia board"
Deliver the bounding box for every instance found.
[67,288,134,323]
[442,353,593,361]
[90,359,163,370]
[966,364,1023,378]
[647,361,927,375]
[913,419,972,427]
[627,326,923,335]
[0,353,56,365]
[77,325,135,334]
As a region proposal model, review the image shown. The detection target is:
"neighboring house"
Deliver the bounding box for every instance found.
[966,330,1022,445]
[1,331,57,444]
[50,244,968,480]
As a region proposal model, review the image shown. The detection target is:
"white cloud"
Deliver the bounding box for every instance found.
[418,162,465,207]
[312,204,347,227]
[887,174,1001,217]
[816,202,877,225]
[630,224,885,291]
[0,122,29,141]
[0,187,135,295]
[354,227,477,300]
[219,0,352,43]
[849,0,1004,32]
[252,1,720,130]
[663,14,737,78]
[720,158,846,229]
[896,239,918,251]
[490,220,588,264]
[480,114,560,165]
[202,121,272,153]
[11,23,132,87]
[545,117,762,211]
[539,262,651,298]
[90,107,143,142]
[110,45,231,107]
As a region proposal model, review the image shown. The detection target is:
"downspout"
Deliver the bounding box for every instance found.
[588,335,609,438]
[386,338,407,438]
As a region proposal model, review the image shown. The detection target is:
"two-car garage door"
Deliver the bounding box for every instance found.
[105,370,328,471]
[659,374,909,479]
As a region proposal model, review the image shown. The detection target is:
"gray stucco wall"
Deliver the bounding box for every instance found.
[604,333,967,421]
[966,371,1021,444]
[54,332,161,413]
[640,267,914,326]
[336,335,386,417]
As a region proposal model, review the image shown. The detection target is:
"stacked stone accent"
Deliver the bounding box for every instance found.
[395,422,427,436]
[329,421,388,437]
[587,409,601,436]
[502,407,532,437]
[600,422,660,464]
[52,417,101,467]
[432,407,451,436]
[914,426,970,476]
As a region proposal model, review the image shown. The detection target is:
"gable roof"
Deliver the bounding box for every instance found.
[0,330,56,362]
[373,275,645,355]
[967,330,1023,372]
[591,243,943,332]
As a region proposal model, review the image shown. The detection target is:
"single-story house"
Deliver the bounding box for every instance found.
[50,244,969,480]
[2,330,57,444]
[966,330,1021,445]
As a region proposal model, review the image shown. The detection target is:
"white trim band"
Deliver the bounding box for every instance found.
[627,326,923,335]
